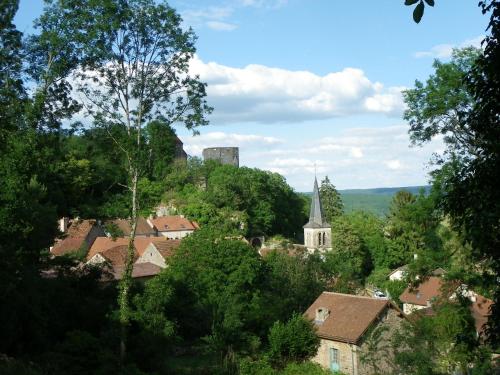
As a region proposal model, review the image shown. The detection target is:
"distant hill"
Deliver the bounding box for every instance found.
[303,186,430,217]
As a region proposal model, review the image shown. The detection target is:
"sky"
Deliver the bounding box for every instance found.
[14,1,488,191]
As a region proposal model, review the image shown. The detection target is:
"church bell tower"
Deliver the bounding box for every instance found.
[303,177,331,252]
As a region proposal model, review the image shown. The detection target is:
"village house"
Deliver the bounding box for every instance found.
[148,215,199,239]
[86,237,181,280]
[388,265,408,281]
[400,276,493,339]
[51,218,105,257]
[304,292,405,375]
[104,217,157,237]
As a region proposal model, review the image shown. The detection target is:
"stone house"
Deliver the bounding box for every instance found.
[388,265,408,281]
[51,218,105,257]
[304,292,405,375]
[400,277,493,339]
[148,215,199,239]
[86,237,181,280]
[399,276,443,315]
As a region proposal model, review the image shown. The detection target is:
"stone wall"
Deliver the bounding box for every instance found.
[202,147,239,167]
[357,306,405,375]
[312,339,358,375]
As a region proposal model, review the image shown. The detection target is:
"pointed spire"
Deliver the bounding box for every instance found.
[304,177,330,228]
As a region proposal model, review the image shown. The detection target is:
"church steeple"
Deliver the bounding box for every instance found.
[304,177,330,228]
[303,177,332,251]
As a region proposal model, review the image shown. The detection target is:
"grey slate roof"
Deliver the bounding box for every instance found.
[303,177,330,228]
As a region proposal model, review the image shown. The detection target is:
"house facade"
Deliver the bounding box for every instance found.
[304,292,404,375]
[148,215,199,239]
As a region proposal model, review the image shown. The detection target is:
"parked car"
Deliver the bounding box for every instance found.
[374,290,387,299]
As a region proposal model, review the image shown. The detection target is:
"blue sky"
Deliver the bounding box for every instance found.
[15,1,488,191]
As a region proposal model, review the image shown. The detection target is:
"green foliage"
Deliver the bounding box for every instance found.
[240,360,332,375]
[392,298,492,374]
[166,228,265,355]
[319,176,343,222]
[267,314,320,368]
[324,216,372,291]
[164,162,306,239]
[261,251,326,325]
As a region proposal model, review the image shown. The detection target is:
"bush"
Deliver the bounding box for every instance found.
[267,314,319,368]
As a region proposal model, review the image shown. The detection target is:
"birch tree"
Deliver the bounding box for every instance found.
[35,0,211,359]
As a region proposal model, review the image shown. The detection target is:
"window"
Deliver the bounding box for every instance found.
[318,232,322,246]
[329,348,340,372]
[323,232,326,245]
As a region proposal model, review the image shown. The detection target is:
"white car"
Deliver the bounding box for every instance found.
[374,290,387,299]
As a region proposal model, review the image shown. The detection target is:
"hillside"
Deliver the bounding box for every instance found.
[304,186,430,217]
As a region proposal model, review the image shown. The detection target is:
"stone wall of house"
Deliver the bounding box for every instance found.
[312,339,359,375]
[403,302,426,315]
[357,307,405,375]
[158,229,194,239]
[136,245,166,268]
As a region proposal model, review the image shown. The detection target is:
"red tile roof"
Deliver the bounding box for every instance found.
[99,245,138,267]
[106,217,156,236]
[51,219,99,256]
[87,237,171,261]
[111,262,162,280]
[151,240,181,259]
[304,292,390,344]
[399,277,444,306]
[67,219,97,237]
[150,216,198,232]
[51,237,87,256]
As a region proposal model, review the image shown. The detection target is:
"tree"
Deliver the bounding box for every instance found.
[403,0,500,341]
[319,176,343,223]
[267,314,320,369]
[324,216,372,291]
[34,0,212,359]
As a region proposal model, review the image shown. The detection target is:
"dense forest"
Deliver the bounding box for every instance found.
[1,0,499,374]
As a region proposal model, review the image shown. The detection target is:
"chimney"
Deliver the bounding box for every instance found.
[315,307,330,323]
[59,217,69,233]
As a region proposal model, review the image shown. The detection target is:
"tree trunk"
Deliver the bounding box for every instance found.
[119,166,139,363]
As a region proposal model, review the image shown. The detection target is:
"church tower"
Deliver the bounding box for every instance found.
[303,177,331,252]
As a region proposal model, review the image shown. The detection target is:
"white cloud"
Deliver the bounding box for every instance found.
[189,56,406,123]
[414,35,483,59]
[206,21,238,31]
[240,0,288,9]
[196,124,445,190]
[182,131,283,155]
[385,160,403,170]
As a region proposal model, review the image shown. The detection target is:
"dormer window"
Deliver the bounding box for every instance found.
[315,307,330,324]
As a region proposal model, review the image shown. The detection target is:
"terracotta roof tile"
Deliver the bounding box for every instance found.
[151,240,181,259]
[67,219,96,238]
[399,277,443,306]
[87,237,171,261]
[100,245,138,267]
[106,217,156,236]
[150,216,198,232]
[111,262,162,280]
[51,237,86,256]
[304,292,389,344]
